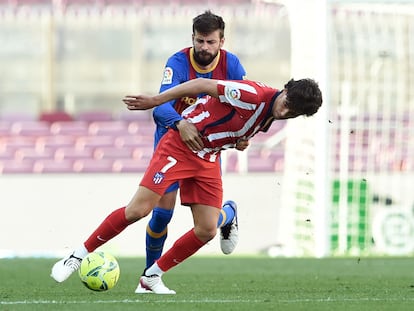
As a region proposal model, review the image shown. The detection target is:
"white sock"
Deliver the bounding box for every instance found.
[145,262,164,276]
[73,244,89,259]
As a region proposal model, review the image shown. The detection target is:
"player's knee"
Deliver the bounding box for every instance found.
[125,202,152,221]
[194,226,217,243]
[152,207,174,225]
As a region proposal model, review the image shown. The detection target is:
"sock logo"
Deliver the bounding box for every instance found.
[97,235,107,242]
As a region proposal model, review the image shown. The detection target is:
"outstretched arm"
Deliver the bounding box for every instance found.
[123,78,219,110]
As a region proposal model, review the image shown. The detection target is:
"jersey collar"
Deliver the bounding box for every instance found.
[189,47,221,73]
[259,90,281,132]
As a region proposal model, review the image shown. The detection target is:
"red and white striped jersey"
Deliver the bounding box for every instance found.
[182,80,280,162]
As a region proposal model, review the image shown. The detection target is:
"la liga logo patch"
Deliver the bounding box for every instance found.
[226,87,241,100]
[162,67,173,84]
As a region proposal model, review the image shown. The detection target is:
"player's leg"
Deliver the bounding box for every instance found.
[139,203,220,294]
[219,200,239,254]
[145,184,178,269]
[136,186,178,294]
[138,174,222,294]
[216,155,239,254]
[51,186,161,283]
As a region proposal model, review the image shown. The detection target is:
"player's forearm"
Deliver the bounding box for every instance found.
[123,78,218,111]
[153,102,182,128]
[153,78,218,104]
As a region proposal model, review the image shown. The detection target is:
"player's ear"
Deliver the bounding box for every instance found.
[219,37,225,48]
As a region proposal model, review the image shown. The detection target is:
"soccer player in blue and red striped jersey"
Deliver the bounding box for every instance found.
[145,10,247,275]
[51,77,322,294]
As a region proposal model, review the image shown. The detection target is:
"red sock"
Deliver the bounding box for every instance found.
[157,229,206,272]
[84,207,131,252]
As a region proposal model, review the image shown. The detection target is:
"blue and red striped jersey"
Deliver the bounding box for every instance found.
[152,47,246,146]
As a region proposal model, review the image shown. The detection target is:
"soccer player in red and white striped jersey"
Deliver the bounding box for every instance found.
[51,77,322,294]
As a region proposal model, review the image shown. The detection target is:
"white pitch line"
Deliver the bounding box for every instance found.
[0,299,263,305]
[2,297,414,305]
[279,297,414,303]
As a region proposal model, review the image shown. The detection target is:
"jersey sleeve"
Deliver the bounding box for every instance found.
[225,52,247,80]
[217,80,260,110]
[153,53,188,129]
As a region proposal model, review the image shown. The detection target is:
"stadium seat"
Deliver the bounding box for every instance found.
[88,121,129,136]
[76,111,114,122]
[0,121,11,136]
[0,148,15,160]
[118,110,152,122]
[1,136,36,149]
[247,148,284,172]
[93,146,134,160]
[132,146,154,161]
[10,121,51,136]
[36,135,77,149]
[75,135,115,149]
[14,147,55,161]
[130,121,155,135]
[0,159,34,174]
[0,112,37,122]
[222,151,239,173]
[73,159,114,173]
[33,159,75,173]
[50,121,89,136]
[114,135,152,148]
[112,158,150,173]
[54,147,94,160]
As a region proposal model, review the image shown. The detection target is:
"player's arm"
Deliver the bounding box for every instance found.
[152,98,182,130]
[226,52,247,80]
[123,78,218,110]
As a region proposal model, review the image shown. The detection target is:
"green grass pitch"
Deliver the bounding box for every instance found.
[1,256,414,311]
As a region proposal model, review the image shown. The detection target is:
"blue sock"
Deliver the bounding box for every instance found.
[145,207,174,268]
[217,202,236,228]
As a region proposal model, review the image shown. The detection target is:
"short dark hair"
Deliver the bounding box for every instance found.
[193,10,225,38]
[284,78,323,117]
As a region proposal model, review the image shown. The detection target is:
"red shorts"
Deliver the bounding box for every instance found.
[140,130,223,208]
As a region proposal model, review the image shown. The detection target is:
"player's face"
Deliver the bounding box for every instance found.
[192,30,224,67]
[273,90,301,120]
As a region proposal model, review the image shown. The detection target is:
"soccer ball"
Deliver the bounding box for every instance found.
[78,251,120,291]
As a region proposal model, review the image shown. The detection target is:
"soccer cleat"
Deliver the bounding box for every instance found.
[220,200,239,255]
[51,253,82,283]
[134,282,152,294]
[136,274,176,294]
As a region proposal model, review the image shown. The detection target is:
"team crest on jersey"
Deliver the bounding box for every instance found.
[162,67,173,84]
[226,87,241,100]
[153,172,165,184]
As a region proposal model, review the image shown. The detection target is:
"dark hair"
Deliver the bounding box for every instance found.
[193,10,225,38]
[284,78,323,117]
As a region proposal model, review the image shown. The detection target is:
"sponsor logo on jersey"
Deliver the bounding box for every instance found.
[153,172,165,184]
[181,96,197,106]
[162,67,173,84]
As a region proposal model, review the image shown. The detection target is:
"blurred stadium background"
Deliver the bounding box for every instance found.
[0,0,413,258]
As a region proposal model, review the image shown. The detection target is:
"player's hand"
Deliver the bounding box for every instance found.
[122,95,157,110]
[235,138,250,151]
[176,120,204,152]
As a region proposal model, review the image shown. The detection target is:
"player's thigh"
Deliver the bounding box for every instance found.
[157,187,178,210]
[180,177,223,209]
[125,186,161,221]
